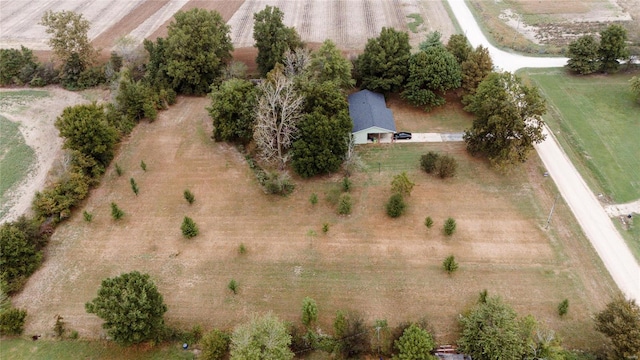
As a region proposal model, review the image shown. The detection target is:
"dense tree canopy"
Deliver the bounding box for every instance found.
[402,45,461,110]
[458,295,525,360]
[567,35,600,75]
[594,297,640,359]
[419,31,443,51]
[309,39,355,88]
[356,27,411,93]
[40,10,94,76]
[394,323,437,360]
[0,224,42,294]
[291,80,352,177]
[230,312,293,360]
[461,45,493,98]
[165,9,233,94]
[0,46,38,86]
[85,271,167,345]
[463,72,546,168]
[253,6,303,76]
[599,24,629,73]
[446,34,473,64]
[208,78,257,143]
[55,104,118,168]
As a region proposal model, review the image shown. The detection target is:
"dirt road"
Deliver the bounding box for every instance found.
[446,0,640,300]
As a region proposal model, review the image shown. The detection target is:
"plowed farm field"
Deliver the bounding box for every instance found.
[0,0,456,52]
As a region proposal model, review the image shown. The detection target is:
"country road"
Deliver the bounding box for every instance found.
[445,0,640,301]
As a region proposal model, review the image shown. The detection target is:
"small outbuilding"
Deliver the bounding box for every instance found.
[348,89,396,144]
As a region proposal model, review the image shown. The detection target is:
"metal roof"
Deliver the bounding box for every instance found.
[348,89,396,133]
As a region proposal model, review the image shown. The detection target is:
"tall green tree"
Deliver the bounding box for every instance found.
[402,46,461,110]
[55,104,118,168]
[594,297,640,359]
[567,35,600,75]
[230,312,294,360]
[0,224,42,294]
[253,6,303,76]
[463,72,546,168]
[291,81,352,177]
[143,37,171,89]
[356,27,411,94]
[461,45,493,98]
[40,10,95,79]
[208,78,257,143]
[309,39,355,88]
[301,297,318,327]
[446,34,473,64]
[419,31,443,51]
[599,24,629,73]
[458,295,525,360]
[165,9,233,94]
[393,323,437,360]
[85,271,167,345]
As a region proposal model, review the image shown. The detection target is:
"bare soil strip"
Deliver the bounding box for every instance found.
[91,0,169,51]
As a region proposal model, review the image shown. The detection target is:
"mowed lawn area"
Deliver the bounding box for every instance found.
[13,97,616,350]
[525,68,640,204]
[0,115,35,211]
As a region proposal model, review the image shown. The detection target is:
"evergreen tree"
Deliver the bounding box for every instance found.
[356,27,411,93]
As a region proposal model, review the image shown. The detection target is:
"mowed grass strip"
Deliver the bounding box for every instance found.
[0,115,35,211]
[525,68,640,204]
[12,97,615,350]
[0,89,49,110]
[0,339,194,360]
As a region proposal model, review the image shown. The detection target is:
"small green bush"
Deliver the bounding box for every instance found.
[322,223,329,234]
[386,194,406,218]
[83,210,93,222]
[436,154,458,179]
[341,177,352,192]
[309,193,318,205]
[140,160,147,171]
[181,217,199,238]
[424,216,434,228]
[53,314,66,338]
[70,330,79,339]
[338,194,352,215]
[115,163,123,176]
[228,279,238,294]
[184,189,195,204]
[200,329,230,360]
[442,255,459,274]
[444,217,456,236]
[0,308,27,335]
[130,178,139,195]
[420,152,440,173]
[238,243,247,255]
[264,172,295,196]
[110,202,125,220]
[558,299,569,317]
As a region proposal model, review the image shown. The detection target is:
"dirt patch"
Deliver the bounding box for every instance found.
[0,87,105,223]
[91,0,170,52]
[12,97,615,348]
[468,0,638,53]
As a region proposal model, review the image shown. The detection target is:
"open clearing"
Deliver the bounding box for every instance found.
[525,68,640,261]
[466,0,639,54]
[12,96,616,349]
[0,88,95,223]
[0,115,36,213]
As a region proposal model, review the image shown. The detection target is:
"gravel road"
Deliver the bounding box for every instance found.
[446,0,640,300]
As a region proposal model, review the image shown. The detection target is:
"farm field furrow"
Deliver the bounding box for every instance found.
[13,97,616,349]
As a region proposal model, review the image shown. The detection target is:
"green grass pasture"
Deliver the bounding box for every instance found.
[0,115,35,212]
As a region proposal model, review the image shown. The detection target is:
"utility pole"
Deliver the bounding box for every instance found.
[545,193,560,229]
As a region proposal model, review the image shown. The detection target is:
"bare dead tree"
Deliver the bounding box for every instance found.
[254,69,304,169]
[283,47,311,78]
[343,135,365,176]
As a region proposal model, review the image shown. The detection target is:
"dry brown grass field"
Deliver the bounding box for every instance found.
[13,97,617,349]
[467,0,639,54]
